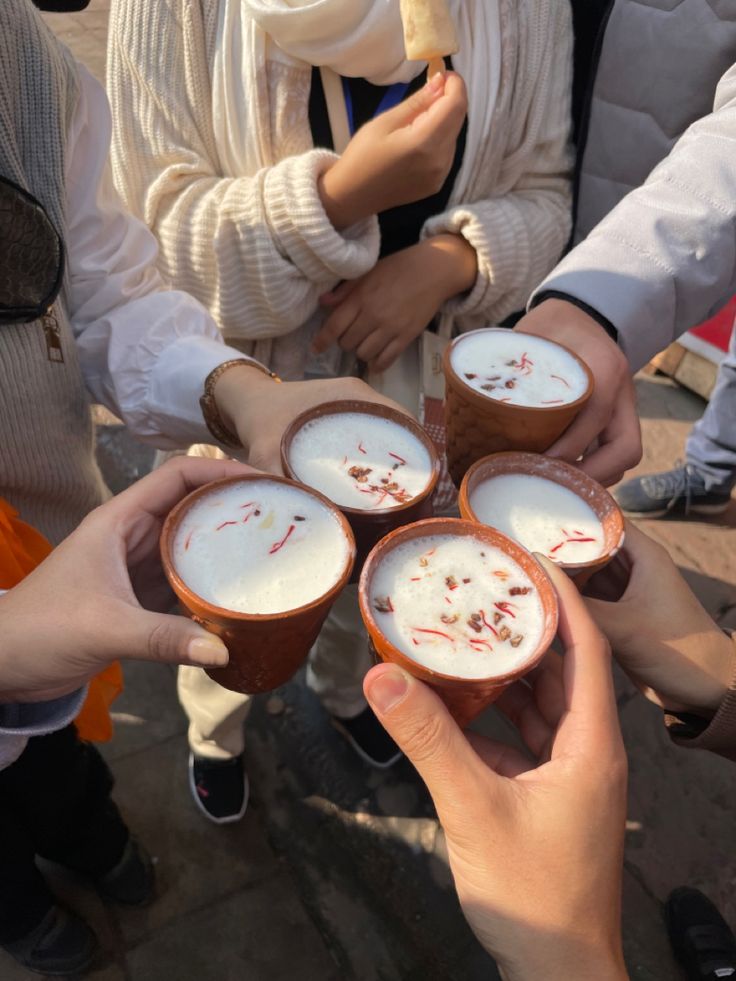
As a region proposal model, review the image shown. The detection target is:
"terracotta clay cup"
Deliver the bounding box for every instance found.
[459,452,625,589]
[358,518,559,728]
[161,475,356,695]
[443,328,594,488]
[281,400,440,582]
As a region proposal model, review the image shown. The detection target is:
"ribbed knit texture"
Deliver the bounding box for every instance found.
[425,0,575,328]
[107,0,573,359]
[0,0,107,544]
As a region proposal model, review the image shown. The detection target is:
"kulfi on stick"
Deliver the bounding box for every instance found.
[400,0,458,77]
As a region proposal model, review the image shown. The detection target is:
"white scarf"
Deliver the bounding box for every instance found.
[212,0,501,195]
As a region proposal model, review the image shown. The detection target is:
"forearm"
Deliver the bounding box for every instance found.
[423,186,572,324]
[534,62,736,371]
[419,233,478,303]
[145,154,380,341]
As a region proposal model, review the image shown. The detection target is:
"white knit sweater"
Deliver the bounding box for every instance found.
[108,0,574,378]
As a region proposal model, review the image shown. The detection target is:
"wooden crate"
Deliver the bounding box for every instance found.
[646,342,718,401]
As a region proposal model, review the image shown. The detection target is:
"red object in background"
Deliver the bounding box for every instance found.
[688,296,736,356]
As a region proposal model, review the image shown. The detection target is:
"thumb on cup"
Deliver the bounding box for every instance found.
[112,608,229,670]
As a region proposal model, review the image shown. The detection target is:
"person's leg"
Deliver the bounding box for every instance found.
[0,800,96,978]
[307,585,401,768]
[307,585,370,719]
[5,725,153,909]
[5,725,129,877]
[616,326,736,516]
[178,665,251,760]
[0,729,128,975]
[0,794,56,944]
[686,326,736,490]
[177,666,251,823]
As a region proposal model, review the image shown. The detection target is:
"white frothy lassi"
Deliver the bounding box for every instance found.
[469,473,605,564]
[369,534,544,679]
[288,412,433,511]
[450,329,589,408]
[173,479,350,614]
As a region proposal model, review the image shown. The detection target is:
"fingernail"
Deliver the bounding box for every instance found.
[187,636,229,667]
[366,666,410,713]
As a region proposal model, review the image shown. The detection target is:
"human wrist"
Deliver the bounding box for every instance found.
[212,362,279,444]
[319,161,375,232]
[422,233,478,301]
[533,291,619,343]
[521,299,624,359]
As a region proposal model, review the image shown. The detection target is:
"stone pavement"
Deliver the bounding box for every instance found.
[5,5,735,979]
[40,0,108,85]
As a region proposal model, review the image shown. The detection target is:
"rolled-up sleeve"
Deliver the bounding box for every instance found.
[0,690,86,771]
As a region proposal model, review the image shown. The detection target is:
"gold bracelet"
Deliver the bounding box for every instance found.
[200,359,280,448]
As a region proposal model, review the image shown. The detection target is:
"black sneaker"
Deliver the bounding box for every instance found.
[2,905,97,977]
[331,706,403,769]
[614,463,732,518]
[95,838,155,907]
[188,752,249,824]
[665,886,736,980]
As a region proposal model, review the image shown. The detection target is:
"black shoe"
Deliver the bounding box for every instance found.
[2,906,97,977]
[188,752,249,824]
[665,886,736,980]
[332,706,403,769]
[95,838,155,907]
[614,463,732,518]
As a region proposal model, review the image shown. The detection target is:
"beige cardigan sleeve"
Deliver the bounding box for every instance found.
[423,0,574,326]
[106,0,379,343]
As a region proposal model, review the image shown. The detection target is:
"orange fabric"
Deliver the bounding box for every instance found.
[0,498,122,742]
[0,499,53,586]
[72,661,124,742]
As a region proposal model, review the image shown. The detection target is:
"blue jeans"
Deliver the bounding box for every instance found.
[686,324,736,491]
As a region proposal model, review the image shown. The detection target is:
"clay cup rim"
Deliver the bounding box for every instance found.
[459,451,625,572]
[443,328,594,414]
[160,474,356,622]
[358,517,559,687]
[280,399,441,518]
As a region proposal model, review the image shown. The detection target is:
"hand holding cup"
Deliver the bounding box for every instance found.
[364,558,629,981]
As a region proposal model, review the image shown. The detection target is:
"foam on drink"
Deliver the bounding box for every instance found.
[450,329,589,408]
[288,412,433,511]
[369,534,544,679]
[470,473,605,564]
[173,479,350,614]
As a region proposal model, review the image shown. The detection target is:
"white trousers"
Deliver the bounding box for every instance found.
[178,583,372,760]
